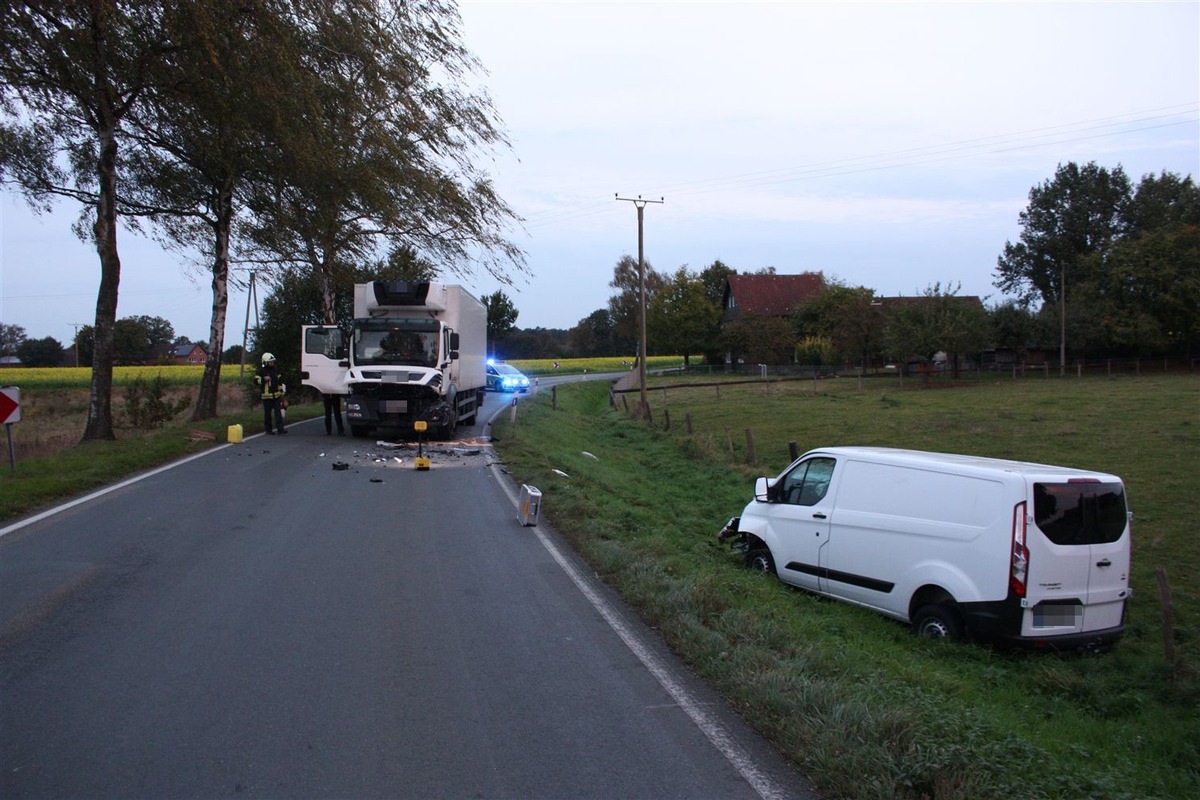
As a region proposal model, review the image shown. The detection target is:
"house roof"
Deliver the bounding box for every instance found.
[723,273,826,317]
[876,295,985,310]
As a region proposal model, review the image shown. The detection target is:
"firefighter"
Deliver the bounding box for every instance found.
[255,352,287,435]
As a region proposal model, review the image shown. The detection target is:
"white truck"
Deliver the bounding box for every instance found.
[300,281,487,439]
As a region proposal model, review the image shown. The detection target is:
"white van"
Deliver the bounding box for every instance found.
[719,447,1132,650]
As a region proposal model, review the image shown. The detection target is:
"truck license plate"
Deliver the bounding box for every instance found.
[381,400,408,413]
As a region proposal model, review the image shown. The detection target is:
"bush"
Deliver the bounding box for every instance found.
[123,375,190,429]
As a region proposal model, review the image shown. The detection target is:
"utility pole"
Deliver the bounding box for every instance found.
[241,271,260,377]
[615,194,663,419]
[69,323,86,367]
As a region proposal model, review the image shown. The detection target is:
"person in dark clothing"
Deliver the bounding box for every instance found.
[255,353,287,435]
[323,393,345,435]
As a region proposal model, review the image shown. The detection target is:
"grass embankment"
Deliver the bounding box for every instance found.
[0,366,321,521]
[490,374,1199,800]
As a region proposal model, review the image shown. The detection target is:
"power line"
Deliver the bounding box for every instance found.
[518,103,1199,230]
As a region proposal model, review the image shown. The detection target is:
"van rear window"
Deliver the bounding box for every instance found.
[1033,482,1127,545]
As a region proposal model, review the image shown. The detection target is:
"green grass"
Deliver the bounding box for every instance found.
[490,373,1199,800]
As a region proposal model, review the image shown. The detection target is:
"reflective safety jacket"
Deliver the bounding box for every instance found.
[255,365,284,400]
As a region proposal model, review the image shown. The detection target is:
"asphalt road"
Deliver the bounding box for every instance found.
[0,386,816,799]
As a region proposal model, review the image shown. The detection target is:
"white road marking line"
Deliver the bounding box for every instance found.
[493,472,787,800]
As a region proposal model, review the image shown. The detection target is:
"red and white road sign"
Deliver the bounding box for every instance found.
[0,387,20,424]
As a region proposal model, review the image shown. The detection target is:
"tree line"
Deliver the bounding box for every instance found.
[1,1,522,440]
[555,162,1198,368]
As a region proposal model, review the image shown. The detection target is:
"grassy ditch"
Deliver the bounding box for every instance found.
[491,374,1199,800]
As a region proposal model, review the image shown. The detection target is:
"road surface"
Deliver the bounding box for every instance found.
[0,385,816,799]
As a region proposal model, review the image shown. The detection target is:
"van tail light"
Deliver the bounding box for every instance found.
[1010,501,1029,597]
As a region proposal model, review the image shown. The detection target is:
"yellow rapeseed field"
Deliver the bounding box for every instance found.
[0,365,239,388]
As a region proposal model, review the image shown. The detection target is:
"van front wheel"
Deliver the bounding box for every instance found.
[746,547,775,574]
[912,604,963,641]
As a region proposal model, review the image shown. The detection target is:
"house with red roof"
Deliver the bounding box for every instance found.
[722,273,826,321]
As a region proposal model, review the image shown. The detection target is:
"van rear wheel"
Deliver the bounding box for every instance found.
[913,604,963,641]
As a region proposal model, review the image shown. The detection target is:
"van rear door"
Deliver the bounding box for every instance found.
[1026,480,1130,636]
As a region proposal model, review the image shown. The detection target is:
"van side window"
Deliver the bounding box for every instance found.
[779,457,836,506]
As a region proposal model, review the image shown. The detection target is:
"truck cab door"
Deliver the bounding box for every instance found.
[301,326,349,395]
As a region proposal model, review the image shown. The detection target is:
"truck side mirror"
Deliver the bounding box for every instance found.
[449,332,460,350]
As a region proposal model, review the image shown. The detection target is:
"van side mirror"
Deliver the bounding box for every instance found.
[754,477,772,502]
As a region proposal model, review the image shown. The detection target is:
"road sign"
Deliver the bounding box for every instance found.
[0,387,20,424]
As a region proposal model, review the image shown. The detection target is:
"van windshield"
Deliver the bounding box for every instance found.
[1033,482,1127,545]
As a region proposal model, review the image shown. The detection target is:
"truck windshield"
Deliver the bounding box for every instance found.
[354,320,439,367]
[1033,481,1127,546]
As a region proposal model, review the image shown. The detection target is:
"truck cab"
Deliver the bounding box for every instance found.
[300,281,487,439]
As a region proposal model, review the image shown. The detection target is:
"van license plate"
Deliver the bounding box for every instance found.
[1033,604,1081,628]
[381,400,408,413]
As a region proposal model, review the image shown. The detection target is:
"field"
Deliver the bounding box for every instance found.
[490,371,1199,800]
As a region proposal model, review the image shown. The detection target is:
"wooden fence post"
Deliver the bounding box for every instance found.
[552,385,557,410]
[789,441,799,461]
[685,412,693,435]
[621,394,629,414]
[643,400,653,425]
[745,428,756,464]
[663,408,671,431]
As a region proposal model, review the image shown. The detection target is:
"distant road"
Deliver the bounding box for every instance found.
[0,379,815,799]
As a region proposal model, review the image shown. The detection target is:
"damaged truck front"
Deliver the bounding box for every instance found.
[300,281,488,439]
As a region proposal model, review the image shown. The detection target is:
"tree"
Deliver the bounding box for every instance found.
[222,344,246,365]
[1,3,173,441]
[719,315,795,365]
[608,254,665,357]
[16,336,64,367]
[121,0,312,422]
[482,291,519,356]
[988,300,1043,362]
[995,162,1131,371]
[1085,171,1200,357]
[569,309,618,358]
[697,259,736,306]
[793,280,883,368]
[646,267,722,365]
[244,0,525,332]
[883,283,991,376]
[0,323,26,358]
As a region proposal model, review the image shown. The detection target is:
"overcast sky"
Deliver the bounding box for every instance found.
[2,0,1197,349]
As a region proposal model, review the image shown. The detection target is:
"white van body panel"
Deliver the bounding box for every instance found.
[734,446,1131,648]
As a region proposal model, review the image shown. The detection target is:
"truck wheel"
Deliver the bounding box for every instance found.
[912,604,964,641]
[746,546,775,574]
